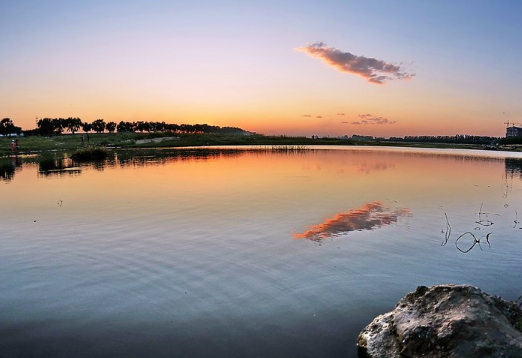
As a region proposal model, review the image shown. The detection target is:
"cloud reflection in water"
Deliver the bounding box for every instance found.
[294,202,409,243]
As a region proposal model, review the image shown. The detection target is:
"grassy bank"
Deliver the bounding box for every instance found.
[0,132,518,157]
[0,133,355,156]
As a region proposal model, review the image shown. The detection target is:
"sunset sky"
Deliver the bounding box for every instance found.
[1,1,521,137]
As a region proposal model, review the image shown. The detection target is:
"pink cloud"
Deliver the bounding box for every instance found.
[297,42,415,84]
[294,202,409,243]
[350,114,396,125]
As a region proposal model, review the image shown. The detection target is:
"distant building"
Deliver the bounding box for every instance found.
[506,126,522,138]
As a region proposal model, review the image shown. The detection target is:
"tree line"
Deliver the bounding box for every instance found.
[1,117,250,136]
[386,135,499,144]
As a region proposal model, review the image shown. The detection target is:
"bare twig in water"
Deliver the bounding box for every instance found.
[441,212,451,246]
[475,202,493,226]
[485,233,491,248]
[455,231,492,253]
[514,210,520,229]
[455,232,478,253]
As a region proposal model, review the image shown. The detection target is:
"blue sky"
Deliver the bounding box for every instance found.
[1,0,521,136]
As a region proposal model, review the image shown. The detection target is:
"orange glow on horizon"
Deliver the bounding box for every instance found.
[5,90,507,138]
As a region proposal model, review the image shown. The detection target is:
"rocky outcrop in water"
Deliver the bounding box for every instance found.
[357,284,522,358]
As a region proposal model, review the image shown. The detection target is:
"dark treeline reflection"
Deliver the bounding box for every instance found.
[0,148,250,182]
[3,149,522,183]
[505,158,522,179]
[113,148,246,168]
[38,157,81,177]
[0,156,21,182]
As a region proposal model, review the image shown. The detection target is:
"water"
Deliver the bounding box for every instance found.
[1,146,522,357]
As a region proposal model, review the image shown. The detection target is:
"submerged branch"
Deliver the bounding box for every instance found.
[443,212,492,254]
[441,213,451,246]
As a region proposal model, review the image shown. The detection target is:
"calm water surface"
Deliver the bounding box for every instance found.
[1,146,522,357]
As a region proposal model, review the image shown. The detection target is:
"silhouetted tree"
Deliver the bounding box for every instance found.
[150,121,166,132]
[37,118,56,135]
[65,117,82,134]
[116,121,134,132]
[91,119,106,133]
[0,118,18,135]
[180,124,195,133]
[106,121,117,133]
[82,122,92,133]
[165,123,179,132]
[134,121,145,132]
[51,118,64,134]
[26,116,250,136]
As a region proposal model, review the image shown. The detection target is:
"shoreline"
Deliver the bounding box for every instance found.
[1,132,520,157]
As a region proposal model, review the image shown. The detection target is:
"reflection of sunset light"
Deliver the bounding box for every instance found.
[294,202,409,242]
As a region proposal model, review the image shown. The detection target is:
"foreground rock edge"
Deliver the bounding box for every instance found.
[357,284,522,358]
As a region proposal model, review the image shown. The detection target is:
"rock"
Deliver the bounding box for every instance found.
[357,284,522,358]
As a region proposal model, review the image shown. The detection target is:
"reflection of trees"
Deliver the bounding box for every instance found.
[505,158,522,179]
[294,202,410,243]
[112,147,315,168]
[503,158,522,199]
[0,156,21,182]
[92,160,106,171]
[357,161,393,174]
[38,157,81,177]
[114,148,246,168]
[374,149,507,164]
[4,149,250,181]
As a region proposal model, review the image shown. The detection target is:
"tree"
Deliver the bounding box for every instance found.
[37,118,56,135]
[106,121,117,133]
[180,124,195,133]
[135,121,145,132]
[52,118,64,134]
[65,117,82,134]
[150,121,166,132]
[91,119,106,133]
[165,123,180,132]
[82,122,92,133]
[0,118,16,135]
[117,121,134,132]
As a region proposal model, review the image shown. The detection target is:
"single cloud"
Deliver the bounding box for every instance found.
[350,114,396,125]
[297,42,415,84]
[302,114,312,117]
[316,115,322,118]
[294,202,409,243]
[337,113,345,116]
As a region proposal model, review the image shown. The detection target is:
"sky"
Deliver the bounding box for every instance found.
[1,0,522,137]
